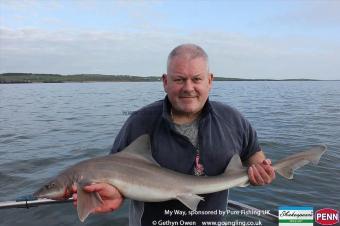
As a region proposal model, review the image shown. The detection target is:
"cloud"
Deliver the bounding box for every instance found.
[0,28,339,79]
[0,0,61,11]
[205,32,340,79]
[0,28,172,75]
[292,1,340,26]
[266,1,340,31]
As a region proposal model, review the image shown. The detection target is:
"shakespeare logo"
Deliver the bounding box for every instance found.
[279,206,313,226]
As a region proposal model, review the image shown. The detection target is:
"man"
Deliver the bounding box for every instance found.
[73,44,275,225]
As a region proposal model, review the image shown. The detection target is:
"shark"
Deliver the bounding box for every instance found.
[33,134,327,222]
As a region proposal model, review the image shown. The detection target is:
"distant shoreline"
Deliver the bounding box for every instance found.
[0,73,335,84]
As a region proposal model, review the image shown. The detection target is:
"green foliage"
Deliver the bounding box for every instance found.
[0,73,319,84]
[0,73,162,83]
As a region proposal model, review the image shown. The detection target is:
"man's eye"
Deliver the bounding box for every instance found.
[193,77,202,82]
[174,78,184,83]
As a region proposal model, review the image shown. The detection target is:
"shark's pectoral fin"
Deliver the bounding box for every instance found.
[76,183,104,222]
[176,193,204,210]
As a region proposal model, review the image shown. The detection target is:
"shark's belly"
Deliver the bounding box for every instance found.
[108,178,178,202]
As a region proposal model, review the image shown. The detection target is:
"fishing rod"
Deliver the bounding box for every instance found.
[0,195,73,209]
[0,195,278,222]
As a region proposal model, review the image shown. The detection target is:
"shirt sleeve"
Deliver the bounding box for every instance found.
[110,111,152,154]
[110,116,134,154]
[240,117,261,161]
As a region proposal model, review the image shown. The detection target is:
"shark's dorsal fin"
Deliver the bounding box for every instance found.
[224,154,245,175]
[224,154,249,187]
[120,134,160,166]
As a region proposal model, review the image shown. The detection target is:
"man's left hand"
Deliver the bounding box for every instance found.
[248,159,275,186]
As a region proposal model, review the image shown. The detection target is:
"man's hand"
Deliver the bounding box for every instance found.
[248,159,275,185]
[72,183,124,213]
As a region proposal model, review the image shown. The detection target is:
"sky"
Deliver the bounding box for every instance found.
[0,0,339,80]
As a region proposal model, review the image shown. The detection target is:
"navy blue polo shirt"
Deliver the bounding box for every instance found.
[111,96,260,226]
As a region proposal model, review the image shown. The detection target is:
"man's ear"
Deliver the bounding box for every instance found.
[162,74,168,93]
[209,73,214,85]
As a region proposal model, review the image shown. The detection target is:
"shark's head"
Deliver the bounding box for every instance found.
[33,177,69,200]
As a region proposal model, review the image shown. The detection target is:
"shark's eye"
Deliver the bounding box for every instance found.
[45,183,56,189]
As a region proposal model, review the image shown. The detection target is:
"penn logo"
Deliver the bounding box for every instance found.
[315,208,339,225]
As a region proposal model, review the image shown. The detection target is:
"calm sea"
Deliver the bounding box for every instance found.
[0,81,339,226]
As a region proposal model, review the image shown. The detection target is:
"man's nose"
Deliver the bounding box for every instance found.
[182,79,195,92]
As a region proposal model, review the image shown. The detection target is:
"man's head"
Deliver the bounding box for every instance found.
[163,44,213,117]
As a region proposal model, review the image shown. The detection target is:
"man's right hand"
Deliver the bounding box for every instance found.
[72,183,124,213]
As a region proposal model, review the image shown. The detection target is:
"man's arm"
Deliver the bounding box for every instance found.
[246,150,276,186]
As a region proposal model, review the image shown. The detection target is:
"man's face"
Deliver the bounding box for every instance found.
[163,56,213,115]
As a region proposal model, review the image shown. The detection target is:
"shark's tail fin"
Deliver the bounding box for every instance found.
[273,145,327,179]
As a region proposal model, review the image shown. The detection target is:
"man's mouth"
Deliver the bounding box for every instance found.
[179,95,197,98]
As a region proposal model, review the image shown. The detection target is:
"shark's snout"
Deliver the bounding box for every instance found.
[33,181,67,200]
